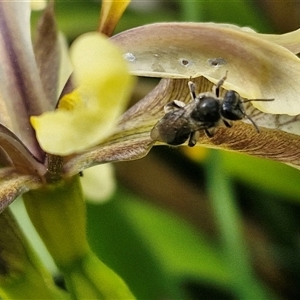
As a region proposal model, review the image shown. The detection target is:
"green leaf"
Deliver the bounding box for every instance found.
[205,150,278,299]
[221,151,300,202]
[87,187,232,299]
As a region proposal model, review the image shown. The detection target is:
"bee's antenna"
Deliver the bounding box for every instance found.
[243,98,274,103]
[244,114,260,133]
[242,98,274,132]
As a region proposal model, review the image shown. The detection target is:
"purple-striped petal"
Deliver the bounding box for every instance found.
[64,134,153,176]
[0,124,46,176]
[0,2,51,159]
[33,2,60,106]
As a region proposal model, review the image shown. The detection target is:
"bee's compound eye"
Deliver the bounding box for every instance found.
[221,91,245,120]
[223,91,240,105]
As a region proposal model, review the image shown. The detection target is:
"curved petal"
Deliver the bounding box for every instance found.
[80,164,116,203]
[33,2,60,106]
[0,124,46,176]
[259,29,300,54]
[64,133,153,176]
[57,33,74,99]
[111,22,300,115]
[31,32,134,155]
[0,2,50,159]
[187,23,300,54]
[0,168,41,213]
[34,3,73,104]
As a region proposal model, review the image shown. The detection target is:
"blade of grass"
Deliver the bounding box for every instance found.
[179,1,204,22]
[204,149,277,299]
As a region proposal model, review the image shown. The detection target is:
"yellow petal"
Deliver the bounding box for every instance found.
[98,0,131,36]
[30,0,46,10]
[80,164,116,203]
[31,32,134,155]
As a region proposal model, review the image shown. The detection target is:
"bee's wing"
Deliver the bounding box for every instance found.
[164,100,186,113]
[151,102,207,144]
[150,107,187,143]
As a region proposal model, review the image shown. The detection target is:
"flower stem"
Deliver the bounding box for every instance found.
[0,208,68,299]
[23,175,135,299]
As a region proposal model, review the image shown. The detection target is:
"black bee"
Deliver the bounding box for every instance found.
[150,72,274,147]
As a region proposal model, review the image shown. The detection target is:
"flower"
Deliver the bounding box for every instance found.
[0,1,137,298]
[1,2,300,213]
[0,1,138,211]
[31,31,134,155]
[1,1,300,297]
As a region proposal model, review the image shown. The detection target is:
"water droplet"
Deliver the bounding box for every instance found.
[208,58,227,67]
[180,58,190,67]
[123,52,136,62]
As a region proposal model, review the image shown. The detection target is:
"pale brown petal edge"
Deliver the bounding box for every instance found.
[0,168,41,213]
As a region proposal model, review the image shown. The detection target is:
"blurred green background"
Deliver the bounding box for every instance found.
[28,1,300,299]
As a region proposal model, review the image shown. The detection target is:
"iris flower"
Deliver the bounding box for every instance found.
[1,0,300,298]
[0,2,136,209]
[0,1,136,298]
[2,0,300,218]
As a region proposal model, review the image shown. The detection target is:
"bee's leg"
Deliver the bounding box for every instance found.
[222,119,232,128]
[164,100,186,113]
[214,70,228,97]
[188,81,197,101]
[205,127,215,138]
[188,131,200,147]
